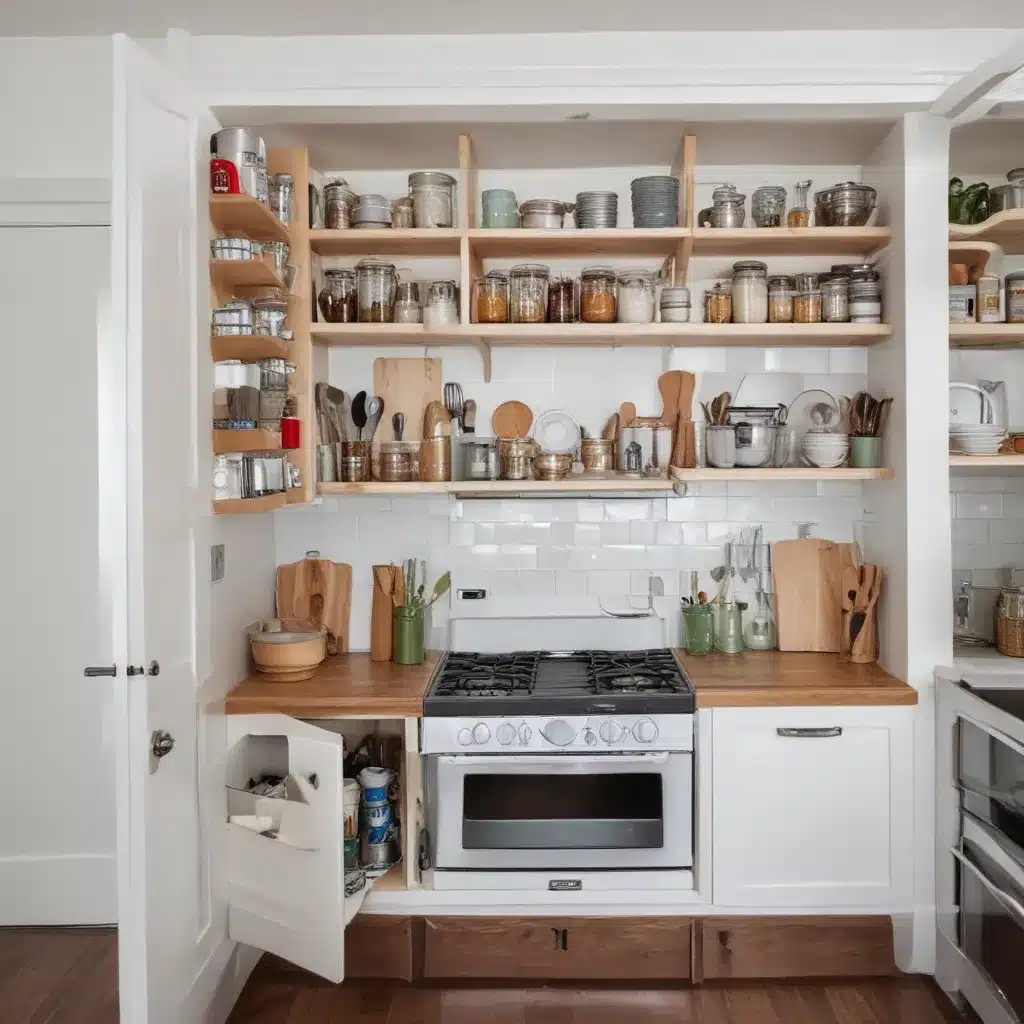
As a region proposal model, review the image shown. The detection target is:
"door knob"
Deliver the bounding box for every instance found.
[151,730,175,758]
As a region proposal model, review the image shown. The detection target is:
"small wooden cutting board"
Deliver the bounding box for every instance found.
[373,357,442,442]
[492,400,533,439]
[276,555,352,655]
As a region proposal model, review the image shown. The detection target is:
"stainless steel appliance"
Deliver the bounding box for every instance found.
[937,675,1024,1023]
[421,648,696,891]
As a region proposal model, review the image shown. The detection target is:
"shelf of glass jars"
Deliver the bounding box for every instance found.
[466,227,692,259]
[691,226,891,258]
[210,194,290,243]
[309,228,463,257]
[950,210,1024,254]
[212,428,282,455]
[213,493,289,515]
[949,323,1024,348]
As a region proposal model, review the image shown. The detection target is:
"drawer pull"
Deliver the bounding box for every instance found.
[776,726,843,738]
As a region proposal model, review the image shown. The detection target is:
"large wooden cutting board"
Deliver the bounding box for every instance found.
[772,539,857,652]
[373,357,443,442]
[276,556,352,655]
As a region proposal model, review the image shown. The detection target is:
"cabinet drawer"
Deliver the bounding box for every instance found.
[344,916,416,981]
[423,917,691,980]
[699,916,896,980]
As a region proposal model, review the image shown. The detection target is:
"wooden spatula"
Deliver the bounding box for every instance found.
[422,400,451,438]
[840,565,859,654]
[619,402,637,429]
[602,413,619,441]
[658,371,682,427]
[492,400,533,439]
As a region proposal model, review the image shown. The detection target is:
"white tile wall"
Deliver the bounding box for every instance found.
[951,474,1024,588]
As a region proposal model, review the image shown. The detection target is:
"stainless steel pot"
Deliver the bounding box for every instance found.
[211,128,267,202]
[988,183,1024,214]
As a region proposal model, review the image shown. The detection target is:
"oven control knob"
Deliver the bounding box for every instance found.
[519,724,533,745]
[457,727,473,746]
[472,722,491,745]
[633,718,659,744]
[542,719,575,747]
[496,723,517,746]
[583,728,597,745]
[599,720,625,744]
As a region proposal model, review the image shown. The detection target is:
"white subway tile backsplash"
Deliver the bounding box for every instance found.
[680,523,709,545]
[449,521,475,546]
[1003,544,1024,567]
[1005,493,1024,518]
[573,523,602,546]
[957,493,1004,519]
[495,522,553,545]
[764,347,830,374]
[604,499,653,522]
[630,521,657,545]
[555,570,588,596]
[667,497,729,522]
[587,571,632,596]
[829,348,869,375]
[569,545,647,571]
[986,520,1020,545]
[474,522,497,545]
[655,521,682,545]
[600,522,632,545]
[578,500,604,523]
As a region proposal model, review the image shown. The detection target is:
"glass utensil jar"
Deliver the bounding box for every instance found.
[408,171,456,228]
[787,179,812,227]
[705,282,732,324]
[318,268,358,323]
[751,185,787,227]
[547,276,578,324]
[822,275,850,323]
[509,264,550,323]
[580,266,617,323]
[793,272,822,323]
[731,261,768,323]
[617,271,656,323]
[714,602,744,654]
[473,272,509,324]
[683,604,715,655]
[394,281,422,324]
[481,189,519,228]
[743,590,777,650]
[768,275,793,323]
[356,257,398,323]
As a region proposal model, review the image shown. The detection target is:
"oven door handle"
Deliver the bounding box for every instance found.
[951,846,1024,931]
[437,753,674,767]
[959,712,1024,761]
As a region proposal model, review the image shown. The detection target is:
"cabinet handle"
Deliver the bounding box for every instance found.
[776,726,842,738]
[551,927,560,950]
[561,928,568,951]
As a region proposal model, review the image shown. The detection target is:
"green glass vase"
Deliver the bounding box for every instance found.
[393,605,425,665]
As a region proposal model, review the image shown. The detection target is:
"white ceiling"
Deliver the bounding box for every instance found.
[2,0,1024,35]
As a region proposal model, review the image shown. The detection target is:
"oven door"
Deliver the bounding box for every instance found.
[958,713,1024,859]
[432,752,692,871]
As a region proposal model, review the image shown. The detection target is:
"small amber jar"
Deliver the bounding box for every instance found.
[580,266,617,323]
[705,282,733,324]
[473,272,509,324]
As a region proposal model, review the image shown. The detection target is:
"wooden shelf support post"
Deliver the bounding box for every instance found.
[670,132,697,283]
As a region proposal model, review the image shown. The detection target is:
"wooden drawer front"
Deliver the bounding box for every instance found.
[699,916,896,980]
[344,916,415,981]
[424,917,691,981]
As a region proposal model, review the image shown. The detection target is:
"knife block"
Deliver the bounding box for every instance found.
[371,565,396,662]
[843,564,882,664]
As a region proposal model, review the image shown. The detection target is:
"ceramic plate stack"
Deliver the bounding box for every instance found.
[575,191,618,228]
[631,176,680,228]
[802,430,849,469]
[949,424,1006,455]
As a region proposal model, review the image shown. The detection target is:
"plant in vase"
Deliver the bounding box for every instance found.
[393,559,451,665]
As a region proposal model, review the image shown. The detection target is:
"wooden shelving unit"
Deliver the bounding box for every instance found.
[950,210,1024,254]
[209,256,283,291]
[671,467,894,482]
[210,334,292,362]
[692,226,891,258]
[467,227,692,259]
[949,323,1024,348]
[210,193,290,243]
[950,454,1024,473]
[310,228,462,257]
[212,428,282,455]
[213,494,289,515]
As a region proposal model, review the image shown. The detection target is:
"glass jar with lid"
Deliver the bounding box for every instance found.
[408,171,457,228]
[793,272,823,323]
[423,280,459,328]
[751,185,787,228]
[617,271,657,323]
[394,281,421,324]
[849,276,883,323]
[660,286,691,323]
[269,173,294,223]
[324,179,357,230]
[822,274,850,323]
[473,271,509,323]
[547,276,578,324]
[253,294,289,337]
[391,196,414,229]
[787,179,812,228]
[318,268,358,323]
[705,282,732,324]
[731,260,768,324]
[509,264,550,324]
[768,275,793,323]
[355,257,398,323]
[708,184,746,228]
[580,266,617,323]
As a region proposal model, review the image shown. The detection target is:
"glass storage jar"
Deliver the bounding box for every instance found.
[660,286,691,323]
[848,275,883,323]
[391,196,414,229]
[253,295,289,337]
[509,264,550,324]
[393,281,421,324]
[708,184,746,228]
[269,173,293,223]
[682,604,715,655]
[617,271,657,324]
[705,282,733,323]
[822,274,850,323]
[547,276,578,324]
[408,171,456,228]
[768,275,793,323]
[713,602,744,654]
[793,272,823,323]
[751,185,787,228]
[355,257,398,323]
[580,266,617,323]
[731,260,768,323]
[481,189,519,228]
[324,180,357,229]
[318,268,358,323]
[787,179,812,228]
[423,280,459,328]
[473,272,509,324]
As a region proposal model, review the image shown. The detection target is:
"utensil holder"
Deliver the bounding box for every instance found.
[342,441,371,482]
[317,444,337,482]
[850,435,882,468]
[706,425,737,469]
[393,605,425,665]
[682,604,715,655]
[419,437,451,482]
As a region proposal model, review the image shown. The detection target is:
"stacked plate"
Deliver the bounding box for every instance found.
[949,424,1006,456]
[575,191,618,228]
[802,430,849,469]
[631,176,680,228]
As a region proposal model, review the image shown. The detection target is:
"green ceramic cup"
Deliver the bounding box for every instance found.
[393,605,425,665]
[850,435,882,469]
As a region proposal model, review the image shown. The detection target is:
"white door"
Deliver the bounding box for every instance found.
[111,35,216,1023]
[3,220,116,924]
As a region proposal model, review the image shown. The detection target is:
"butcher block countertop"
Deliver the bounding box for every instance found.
[224,652,439,717]
[681,651,918,707]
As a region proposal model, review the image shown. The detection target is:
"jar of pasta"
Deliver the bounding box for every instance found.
[580,266,617,323]
[768,275,793,323]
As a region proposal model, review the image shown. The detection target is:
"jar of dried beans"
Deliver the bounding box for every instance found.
[768,275,793,323]
[473,271,509,324]
[580,266,617,323]
[548,276,578,323]
[318,268,358,323]
[793,272,822,324]
[509,264,550,324]
[705,282,732,323]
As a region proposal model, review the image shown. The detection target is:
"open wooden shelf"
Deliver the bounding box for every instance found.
[212,428,282,454]
[209,194,289,243]
[213,493,289,515]
[468,227,691,259]
[210,257,283,292]
[692,226,891,258]
[671,467,894,482]
[949,323,1024,348]
[211,334,291,362]
[310,228,462,257]
[312,323,434,345]
[950,210,1024,254]
[950,454,1024,473]
[948,240,1003,281]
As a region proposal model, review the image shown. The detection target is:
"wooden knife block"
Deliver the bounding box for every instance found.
[371,565,397,662]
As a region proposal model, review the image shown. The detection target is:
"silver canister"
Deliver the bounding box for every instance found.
[212,300,254,336]
[269,173,293,223]
[324,180,357,230]
[211,128,267,203]
[498,438,538,480]
[211,237,255,261]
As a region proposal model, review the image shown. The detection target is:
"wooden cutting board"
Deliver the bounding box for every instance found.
[370,565,396,663]
[373,357,442,442]
[492,400,533,439]
[772,539,857,652]
[276,556,352,655]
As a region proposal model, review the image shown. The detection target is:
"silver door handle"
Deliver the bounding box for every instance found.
[84,665,117,677]
[951,846,1024,930]
[151,730,175,758]
[776,727,843,738]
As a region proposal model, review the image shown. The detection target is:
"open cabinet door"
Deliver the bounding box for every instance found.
[111,35,221,1023]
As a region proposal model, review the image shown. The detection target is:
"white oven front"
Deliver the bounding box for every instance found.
[430,751,692,871]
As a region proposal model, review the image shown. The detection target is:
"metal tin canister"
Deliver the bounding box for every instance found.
[211,128,268,202]
[977,274,1001,324]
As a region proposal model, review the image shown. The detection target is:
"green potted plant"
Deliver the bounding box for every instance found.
[393,560,451,665]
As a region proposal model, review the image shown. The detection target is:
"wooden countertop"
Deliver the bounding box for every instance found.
[224,652,439,718]
[680,651,918,707]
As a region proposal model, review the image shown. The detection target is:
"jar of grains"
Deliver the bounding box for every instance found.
[580,266,617,323]
[324,180,357,229]
[793,272,823,323]
[509,264,550,323]
[394,281,422,324]
[768,275,793,323]
[548,276,578,324]
[731,261,768,323]
[822,275,850,322]
[977,274,1001,324]
[617,271,657,323]
[355,257,398,323]
[473,271,509,324]
[705,282,733,323]
[318,268,358,323]
[408,171,457,228]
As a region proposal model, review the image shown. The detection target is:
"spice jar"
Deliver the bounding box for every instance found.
[731,261,768,323]
[408,171,456,228]
[660,286,691,323]
[269,173,293,223]
[424,280,459,328]
[473,272,509,324]
[324,180,357,229]
[793,272,823,323]
[509,264,550,324]
[318,269,358,323]
[617,271,656,324]
[787,179,812,228]
[355,257,398,323]
[580,266,617,323]
[547,276,578,324]
[751,185,787,228]
[391,196,414,229]
[705,282,732,324]
[481,189,519,228]
[394,281,421,324]
[768,275,793,323]
[822,275,850,323]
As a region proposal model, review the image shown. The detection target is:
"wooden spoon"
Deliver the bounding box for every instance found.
[677,371,696,422]
[422,400,451,439]
[619,402,637,429]
[492,400,533,439]
[658,371,682,427]
[602,413,619,441]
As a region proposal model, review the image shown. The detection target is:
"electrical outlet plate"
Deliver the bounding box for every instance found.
[211,543,225,583]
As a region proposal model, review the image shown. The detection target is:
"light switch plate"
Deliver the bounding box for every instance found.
[211,544,225,583]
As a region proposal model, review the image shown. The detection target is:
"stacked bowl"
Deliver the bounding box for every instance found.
[802,430,850,468]
[575,191,618,228]
[631,176,680,228]
[949,423,1006,456]
[813,182,877,227]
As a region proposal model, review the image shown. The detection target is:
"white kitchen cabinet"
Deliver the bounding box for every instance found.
[711,706,914,909]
